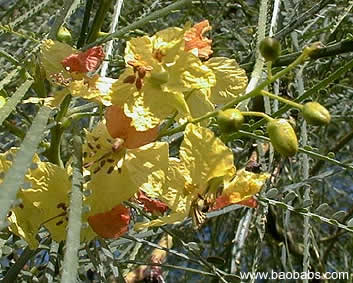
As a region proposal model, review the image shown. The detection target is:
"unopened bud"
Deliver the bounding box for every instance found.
[302,102,331,125]
[56,26,72,44]
[217,109,244,133]
[267,119,298,157]
[259,37,281,62]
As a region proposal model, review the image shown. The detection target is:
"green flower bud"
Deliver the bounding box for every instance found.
[267,119,298,157]
[302,102,331,125]
[217,109,244,133]
[259,37,281,62]
[56,26,72,44]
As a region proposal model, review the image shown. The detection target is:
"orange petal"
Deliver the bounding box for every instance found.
[137,191,168,215]
[61,46,104,73]
[184,20,213,59]
[237,197,258,208]
[212,195,258,210]
[88,205,130,239]
[105,105,159,149]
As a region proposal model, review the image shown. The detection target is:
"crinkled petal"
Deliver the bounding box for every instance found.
[222,169,269,203]
[160,159,194,216]
[184,20,213,59]
[137,191,168,215]
[205,57,248,104]
[1,150,40,248]
[69,75,114,106]
[125,36,155,66]
[122,81,188,131]
[180,124,235,190]
[163,51,216,93]
[8,206,41,250]
[152,27,186,63]
[62,46,104,73]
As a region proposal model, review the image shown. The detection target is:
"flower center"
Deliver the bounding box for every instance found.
[123,60,153,90]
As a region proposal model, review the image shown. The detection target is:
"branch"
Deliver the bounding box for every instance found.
[241,40,353,72]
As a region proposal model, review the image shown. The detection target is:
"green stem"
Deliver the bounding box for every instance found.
[159,51,309,138]
[260,89,304,110]
[3,120,25,139]
[2,247,37,283]
[62,112,100,129]
[238,130,353,171]
[248,56,353,131]
[87,0,114,44]
[82,0,192,50]
[48,0,75,40]
[45,95,72,166]
[77,0,94,48]
[267,61,272,80]
[241,111,273,121]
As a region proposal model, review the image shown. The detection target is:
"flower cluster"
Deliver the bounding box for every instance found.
[2,20,270,248]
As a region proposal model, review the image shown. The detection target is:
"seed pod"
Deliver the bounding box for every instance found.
[56,26,72,44]
[259,37,281,62]
[302,102,331,125]
[267,119,298,157]
[217,109,244,133]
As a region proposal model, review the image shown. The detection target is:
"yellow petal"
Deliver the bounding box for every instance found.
[162,51,216,93]
[69,75,114,106]
[178,89,214,125]
[160,158,193,213]
[180,124,235,190]
[123,142,169,198]
[84,166,136,215]
[152,27,185,63]
[8,206,41,250]
[21,162,71,243]
[115,80,188,131]
[205,57,248,104]
[40,40,76,81]
[223,169,269,203]
[124,36,155,66]
[82,121,126,174]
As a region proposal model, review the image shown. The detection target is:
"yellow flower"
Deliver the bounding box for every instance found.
[135,123,235,230]
[110,25,216,131]
[2,151,95,249]
[81,119,168,238]
[40,40,112,106]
